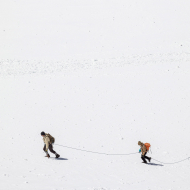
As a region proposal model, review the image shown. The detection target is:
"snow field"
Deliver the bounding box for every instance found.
[1,54,190,189]
[1,0,190,189]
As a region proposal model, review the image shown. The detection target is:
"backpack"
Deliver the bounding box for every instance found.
[46,133,55,144]
[144,143,151,151]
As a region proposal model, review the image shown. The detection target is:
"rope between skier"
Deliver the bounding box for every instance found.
[55,144,138,156]
[55,144,190,164]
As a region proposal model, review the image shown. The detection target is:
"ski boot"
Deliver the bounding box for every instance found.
[45,154,50,158]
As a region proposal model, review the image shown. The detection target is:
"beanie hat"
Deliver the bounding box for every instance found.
[138,141,142,145]
[41,131,45,135]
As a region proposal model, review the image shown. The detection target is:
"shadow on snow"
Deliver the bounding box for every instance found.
[147,163,163,166]
[51,157,68,160]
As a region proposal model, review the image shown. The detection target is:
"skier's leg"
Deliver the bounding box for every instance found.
[43,144,46,152]
[144,155,150,160]
[141,154,147,163]
[48,144,57,154]
[49,144,60,158]
[144,152,151,162]
[43,145,50,157]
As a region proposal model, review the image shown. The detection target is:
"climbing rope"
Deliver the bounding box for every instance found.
[55,144,138,156]
[152,157,190,165]
[55,144,190,164]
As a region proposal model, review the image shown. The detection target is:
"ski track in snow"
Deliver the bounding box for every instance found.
[0,52,190,77]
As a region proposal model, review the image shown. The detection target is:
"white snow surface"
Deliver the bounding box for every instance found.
[1,0,190,60]
[1,1,190,190]
[1,54,190,190]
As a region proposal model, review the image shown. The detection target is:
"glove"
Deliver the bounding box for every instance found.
[139,148,141,153]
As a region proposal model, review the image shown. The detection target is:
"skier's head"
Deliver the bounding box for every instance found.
[138,141,143,146]
[41,131,45,136]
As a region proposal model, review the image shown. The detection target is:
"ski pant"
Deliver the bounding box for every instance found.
[43,144,57,154]
[141,152,150,163]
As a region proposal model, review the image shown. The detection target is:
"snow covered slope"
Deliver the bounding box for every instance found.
[1,0,190,189]
[1,53,190,190]
[1,0,190,60]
